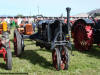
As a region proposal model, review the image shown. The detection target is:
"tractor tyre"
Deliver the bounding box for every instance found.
[72,19,93,50]
[60,46,69,70]
[52,48,61,71]
[14,30,24,57]
[6,48,12,70]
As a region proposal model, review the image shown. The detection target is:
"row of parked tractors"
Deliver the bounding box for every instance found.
[0,7,100,71]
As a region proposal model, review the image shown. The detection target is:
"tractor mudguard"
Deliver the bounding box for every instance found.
[81,18,94,24]
[76,19,94,24]
[72,18,94,31]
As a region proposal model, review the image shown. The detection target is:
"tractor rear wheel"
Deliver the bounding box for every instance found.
[72,20,93,50]
[14,30,24,56]
[52,48,61,71]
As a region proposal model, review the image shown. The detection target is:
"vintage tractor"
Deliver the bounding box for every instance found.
[0,22,12,70]
[16,21,34,35]
[72,13,100,51]
[14,7,71,70]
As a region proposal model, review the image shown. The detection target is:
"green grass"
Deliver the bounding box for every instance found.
[0,28,100,75]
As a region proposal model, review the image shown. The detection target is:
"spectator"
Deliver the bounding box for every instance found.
[18,17,22,26]
[32,22,36,32]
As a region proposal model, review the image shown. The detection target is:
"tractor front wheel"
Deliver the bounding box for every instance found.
[60,46,69,70]
[52,48,61,71]
[6,48,12,70]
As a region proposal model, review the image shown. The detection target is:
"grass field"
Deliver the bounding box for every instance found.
[0,29,100,75]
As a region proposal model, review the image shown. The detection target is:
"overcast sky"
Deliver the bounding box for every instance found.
[0,0,99,16]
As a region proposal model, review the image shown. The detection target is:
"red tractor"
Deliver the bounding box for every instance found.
[72,13,100,51]
[0,22,12,70]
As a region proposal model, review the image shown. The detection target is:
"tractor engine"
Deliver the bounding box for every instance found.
[37,20,68,42]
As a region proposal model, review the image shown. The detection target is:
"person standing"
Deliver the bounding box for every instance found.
[18,17,22,26]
